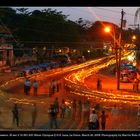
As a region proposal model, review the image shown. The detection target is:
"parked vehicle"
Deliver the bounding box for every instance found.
[120,70,137,83]
[50,54,71,67]
[16,62,59,77]
[120,73,129,83]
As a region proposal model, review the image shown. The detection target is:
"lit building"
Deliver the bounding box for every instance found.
[0,25,14,70]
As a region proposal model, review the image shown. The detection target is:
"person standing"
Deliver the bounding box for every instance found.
[48,104,57,129]
[33,80,38,96]
[72,99,76,119]
[56,80,60,93]
[137,104,140,129]
[89,109,98,130]
[65,105,70,119]
[82,101,87,124]
[100,110,107,130]
[111,104,118,129]
[136,78,139,92]
[86,100,90,124]
[31,103,37,128]
[133,78,137,92]
[24,78,27,94]
[60,99,66,118]
[18,104,23,126]
[54,97,59,115]
[78,100,82,120]
[12,103,19,127]
[26,79,31,95]
[97,78,101,90]
[50,79,55,96]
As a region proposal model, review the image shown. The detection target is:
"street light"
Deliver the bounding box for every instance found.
[104,26,120,90]
[132,35,136,40]
[104,26,116,52]
[104,26,111,33]
[87,50,91,53]
[131,35,138,69]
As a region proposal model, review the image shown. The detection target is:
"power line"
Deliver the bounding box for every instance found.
[95,7,135,17]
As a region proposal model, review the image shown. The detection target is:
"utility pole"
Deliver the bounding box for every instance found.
[117,9,125,90]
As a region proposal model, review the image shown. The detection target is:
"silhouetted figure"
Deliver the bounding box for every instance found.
[24,78,27,94]
[25,79,31,95]
[65,105,70,119]
[48,104,57,129]
[97,79,102,90]
[111,104,118,129]
[56,80,60,92]
[60,99,66,118]
[50,80,55,96]
[33,80,38,96]
[86,100,90,123]
[78,100,82,120]
[54,97,59,115]
[137,104,140,129]
[12,103,19,127]
[89,109,98,130]
[133,78,139,92]
[100,110,107,130]
[72,99,76,119]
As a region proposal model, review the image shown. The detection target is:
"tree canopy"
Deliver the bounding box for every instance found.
[0,7,138,48]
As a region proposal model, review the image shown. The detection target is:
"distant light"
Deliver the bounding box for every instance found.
[73,49,76,53]
[133,62,136,66]
[104,27,111,33]
[87,50,90,53]
[127,55,134,61]
[132,35,136,40]
[43,47,46,50]
[109,47,112,52]
[59,49,62,52]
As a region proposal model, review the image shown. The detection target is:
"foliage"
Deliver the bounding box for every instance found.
[1,7,139,58]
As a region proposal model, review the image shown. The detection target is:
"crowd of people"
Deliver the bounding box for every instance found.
[23,77,62,97]
[11,98,140,130]
[12,103,37,128]
[20,77,140,130]
[4,74,135,130]
[24,78,38,96]
[47,98,140,130]
[47,97,116,130]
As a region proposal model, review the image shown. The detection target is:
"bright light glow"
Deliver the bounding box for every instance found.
[43,47,46,50]
[104,27,111,33]
[109,47,112,52]
[132,35,136,40]
[73,49,76,52]
[59,49,62,52]
[133,62,136,66]
[87,50,90,53]
[127,55,135,61]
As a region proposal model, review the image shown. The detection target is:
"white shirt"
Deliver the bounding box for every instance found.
[25,80,31,86]
[89,113,98,123]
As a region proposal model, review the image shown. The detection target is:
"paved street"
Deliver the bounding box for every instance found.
[0,66,139,130]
